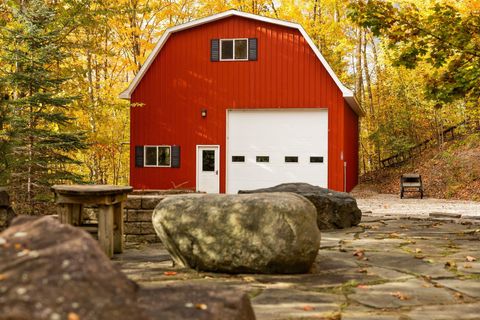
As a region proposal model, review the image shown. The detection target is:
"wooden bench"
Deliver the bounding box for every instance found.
[400,174,424,199]
[51,185,133,258]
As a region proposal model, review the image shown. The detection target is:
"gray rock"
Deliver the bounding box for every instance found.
[138,285,256,320]
[0,215,146,320]
[0,216,255,320]
[239,183,362,230]
[429,212,461,219]
[152,193,320,274]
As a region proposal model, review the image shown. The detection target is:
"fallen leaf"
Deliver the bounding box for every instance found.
[415,248,422,254]
[68,312,80,320]
[463,264,473,269]
[0,274,6,281]
[163,271,177,276]
[357,268,368,274]
[454,292,464,299]
[353,249,365,259]
[195,303,208,310]
[466,256,477,262]
[357,284,369,289]
[243,276,256,282]
[302,305,315,311]
[14,243,22,250]
[391,291,410,300]
[389,232,400,238]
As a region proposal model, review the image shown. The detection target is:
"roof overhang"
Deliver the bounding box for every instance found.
[119,9,364,117]
[342,88,365,117]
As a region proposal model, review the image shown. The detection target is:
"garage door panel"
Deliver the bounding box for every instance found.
[227,109,328,194]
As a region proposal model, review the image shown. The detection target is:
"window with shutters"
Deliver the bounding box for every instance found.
[144,146,171,167]
[220,39,248,61]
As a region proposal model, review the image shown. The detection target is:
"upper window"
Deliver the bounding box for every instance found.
[144,146,171,167]
[221,39,248,61]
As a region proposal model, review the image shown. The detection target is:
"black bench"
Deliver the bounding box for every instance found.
[400,174,424,199]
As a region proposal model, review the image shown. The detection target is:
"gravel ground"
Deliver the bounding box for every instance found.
[352,189,480,218]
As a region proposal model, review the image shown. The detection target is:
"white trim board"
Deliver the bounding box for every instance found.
[119,10,363,116]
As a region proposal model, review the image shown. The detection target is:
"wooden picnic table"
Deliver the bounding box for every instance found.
[51,185,133,258]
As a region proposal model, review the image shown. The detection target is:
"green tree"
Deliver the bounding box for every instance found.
[348,0,480,107]
[0,0,85,214]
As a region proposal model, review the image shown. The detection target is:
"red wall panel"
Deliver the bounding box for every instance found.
[130,16,356,192]
[344,102,359,192]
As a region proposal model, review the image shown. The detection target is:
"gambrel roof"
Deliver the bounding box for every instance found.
[119,10,363,115]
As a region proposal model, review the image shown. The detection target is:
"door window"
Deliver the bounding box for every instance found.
[202,150,215,171]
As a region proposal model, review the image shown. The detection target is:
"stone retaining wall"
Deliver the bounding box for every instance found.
[124,195,166,243]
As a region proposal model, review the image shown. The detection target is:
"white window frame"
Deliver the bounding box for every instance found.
[220,38,249,61]
[144,145,172,167]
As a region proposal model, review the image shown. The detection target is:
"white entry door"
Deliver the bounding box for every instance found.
[196,145,220,193]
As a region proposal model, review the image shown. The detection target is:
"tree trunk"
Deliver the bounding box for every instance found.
[355,27,363,105]
[363,32,374,117]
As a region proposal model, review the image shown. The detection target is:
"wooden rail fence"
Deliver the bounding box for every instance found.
[380,122,464,168]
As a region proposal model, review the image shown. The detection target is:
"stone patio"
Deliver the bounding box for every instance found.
[113,214,480,320]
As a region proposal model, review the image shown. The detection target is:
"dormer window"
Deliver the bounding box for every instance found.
[221,39,248,61]
[211,38,257,62]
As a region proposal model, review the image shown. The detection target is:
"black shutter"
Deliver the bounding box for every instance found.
[135,146,144,167]
[211,39,220,62]
[171,145,180,168]
[248,38,257,61]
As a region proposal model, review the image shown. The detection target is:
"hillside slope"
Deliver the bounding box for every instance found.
[358,132,480,201]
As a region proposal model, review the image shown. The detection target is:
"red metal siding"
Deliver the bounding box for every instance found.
[130,16,352,192]
[344,102,359,192]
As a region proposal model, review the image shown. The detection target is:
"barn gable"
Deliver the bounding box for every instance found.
[119,10,362,116]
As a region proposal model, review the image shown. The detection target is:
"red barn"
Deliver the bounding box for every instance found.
[120,10,363,194]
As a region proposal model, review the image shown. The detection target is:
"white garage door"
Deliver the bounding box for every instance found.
[227,109,328,194]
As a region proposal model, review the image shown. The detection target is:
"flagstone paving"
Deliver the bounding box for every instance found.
[113,215,480,319]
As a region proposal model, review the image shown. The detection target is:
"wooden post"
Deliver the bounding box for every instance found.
[98,204,114,258]
[113,202,124,253]
[58,204,72,224]
[71,204,83,226]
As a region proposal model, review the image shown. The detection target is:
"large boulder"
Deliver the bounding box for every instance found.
[0,215,145,320]
[239,183,362,230]
[152,193,320,274]
[0,216,255,320]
